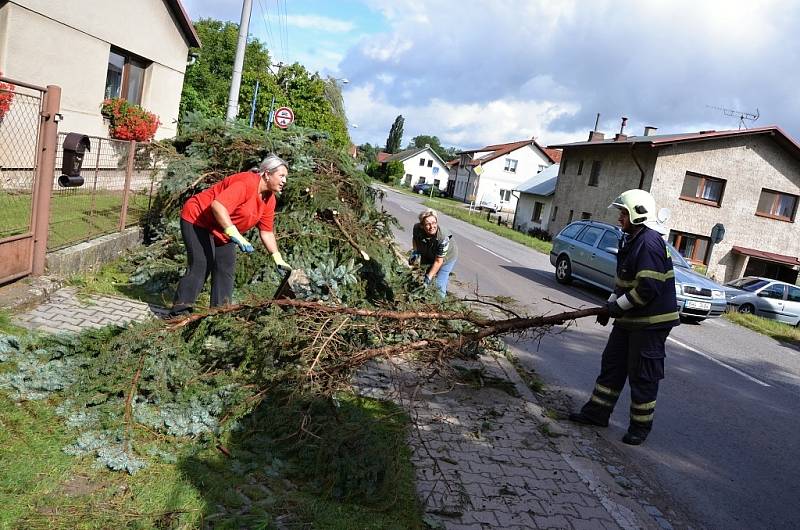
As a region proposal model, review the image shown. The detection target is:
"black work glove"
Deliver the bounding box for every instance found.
[596,312,610,326]
[605,300,625,318]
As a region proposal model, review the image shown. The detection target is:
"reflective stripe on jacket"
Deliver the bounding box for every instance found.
[613,226,680,330]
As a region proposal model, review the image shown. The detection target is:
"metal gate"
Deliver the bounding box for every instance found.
[0,76,60,284]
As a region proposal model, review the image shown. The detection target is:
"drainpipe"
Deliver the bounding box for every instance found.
[511,190,521,230]
[630,142,646,189]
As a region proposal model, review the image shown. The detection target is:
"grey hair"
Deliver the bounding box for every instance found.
[255,154,288,175]
[418,208,438,224]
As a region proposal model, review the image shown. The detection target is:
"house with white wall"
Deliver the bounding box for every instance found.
[513,163,559,234]
[449,139,560,212]
[382,146,450,191]
[0,0,200,140]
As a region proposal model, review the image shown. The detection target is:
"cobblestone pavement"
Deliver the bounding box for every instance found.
[354,357,676,530]
[9,286,679,529]
[12,287,166,334]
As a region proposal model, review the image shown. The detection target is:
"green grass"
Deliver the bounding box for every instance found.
[65,259,174,308]
[0,190,151,251]
[422,197,553,255]
[0,389,422,529]
[0,310,26,335]
[723,311,800,346]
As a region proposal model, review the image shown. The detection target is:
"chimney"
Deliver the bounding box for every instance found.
[644,126,657,136]
[588,131,605,142]
[614,133,628,141]
[619,116,628,135]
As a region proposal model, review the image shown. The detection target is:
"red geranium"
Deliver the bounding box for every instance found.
[101,98,160,142]
[0,71,15,120]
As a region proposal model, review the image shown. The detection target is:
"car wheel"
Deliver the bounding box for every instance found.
[737,303,755,314]
[555,255,573,284]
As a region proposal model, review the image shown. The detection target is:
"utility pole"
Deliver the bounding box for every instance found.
[225,0,253,122]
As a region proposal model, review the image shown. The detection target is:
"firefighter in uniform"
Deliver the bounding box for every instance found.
[569,189,680,445]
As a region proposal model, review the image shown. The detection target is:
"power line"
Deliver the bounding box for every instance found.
[255,0,277,62]
[274,0,288,64]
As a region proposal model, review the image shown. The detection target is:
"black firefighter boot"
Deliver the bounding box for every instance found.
[623,400,655,445]
[568,383,620,427]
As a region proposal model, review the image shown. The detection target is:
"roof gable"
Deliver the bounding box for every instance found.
[383,146,448,166]
[165,0,201,48]
[459,139,558,166]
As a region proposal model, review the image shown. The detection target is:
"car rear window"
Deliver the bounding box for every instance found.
[559,223,584,240]
[577,226,605,247]
[788,286,800,303]
[598,231,619,252]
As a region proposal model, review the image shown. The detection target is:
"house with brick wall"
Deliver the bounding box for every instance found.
[449,139,560,212]
[548,126,800,283]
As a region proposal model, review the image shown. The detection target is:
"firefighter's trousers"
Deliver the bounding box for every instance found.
[580,326,670,435]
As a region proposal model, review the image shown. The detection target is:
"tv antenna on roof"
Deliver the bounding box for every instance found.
[705,105,760,130]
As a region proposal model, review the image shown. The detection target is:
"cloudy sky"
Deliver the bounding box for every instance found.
[181,0,800,150]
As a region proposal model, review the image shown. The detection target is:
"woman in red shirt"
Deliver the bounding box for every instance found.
[169,155,291,316]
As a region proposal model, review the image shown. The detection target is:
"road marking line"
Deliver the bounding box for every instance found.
[667,337,770,387]
[399,205,411,212]
[475,244,512,263]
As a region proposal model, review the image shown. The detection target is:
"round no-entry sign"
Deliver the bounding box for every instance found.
[273,106,295,129]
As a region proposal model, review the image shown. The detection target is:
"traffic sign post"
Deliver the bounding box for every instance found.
[273,106,295,129]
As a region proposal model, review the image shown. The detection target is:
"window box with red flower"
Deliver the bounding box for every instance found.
[0,72,16,124]
[100,98,160,142]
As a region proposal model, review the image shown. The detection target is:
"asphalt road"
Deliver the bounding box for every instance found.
[378,185,800,529]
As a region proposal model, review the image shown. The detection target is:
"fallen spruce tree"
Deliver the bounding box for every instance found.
[0,115,601,525]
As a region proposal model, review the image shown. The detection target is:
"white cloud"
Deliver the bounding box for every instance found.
[345,84,581,149]
[283,14,355,33]
[342,0,800,144]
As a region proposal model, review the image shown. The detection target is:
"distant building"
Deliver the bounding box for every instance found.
[380,146,449,191]
[513,163,559,233]
[449,138,560,212]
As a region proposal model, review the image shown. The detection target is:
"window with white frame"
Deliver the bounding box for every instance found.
[427,160,433,167]
[419,158,425,166]
[504,159,518,173]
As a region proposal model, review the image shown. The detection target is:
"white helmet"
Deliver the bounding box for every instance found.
[609,189,656,225]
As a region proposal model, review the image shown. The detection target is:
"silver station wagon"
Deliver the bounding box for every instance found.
[725,277,800,326]
[550,220,728,322]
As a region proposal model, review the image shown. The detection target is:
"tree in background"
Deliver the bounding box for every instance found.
[276,64,349,148]
[179,19,349,148]
[408,135,446,160]
[385,115,404,154]
[358,143,379,163]
[408,135,460,162]
[179,19,277,123]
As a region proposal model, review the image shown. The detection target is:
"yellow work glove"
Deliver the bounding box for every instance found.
[224,226,254,252]
[271,251,291,271]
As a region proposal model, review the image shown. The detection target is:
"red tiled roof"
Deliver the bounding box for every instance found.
[731,246,800,266]
[543,148,562,163]
[376,152,391,163]
[459,139,558,165]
